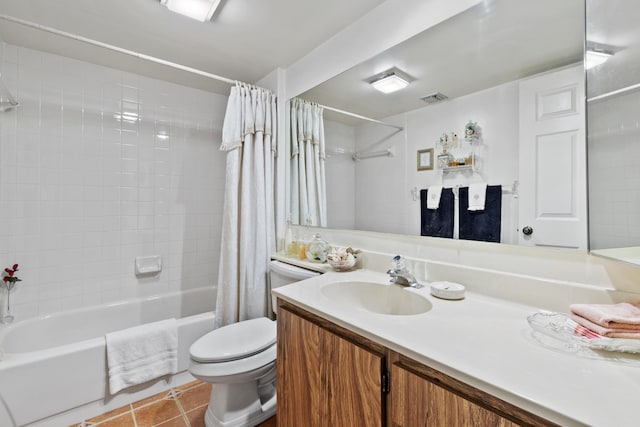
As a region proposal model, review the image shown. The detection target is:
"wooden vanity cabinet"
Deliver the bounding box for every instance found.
[277,301,386,427]
[388,352,557,427]
[277,301,558,427]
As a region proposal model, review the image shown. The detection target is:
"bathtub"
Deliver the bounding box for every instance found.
[0,287,216,427]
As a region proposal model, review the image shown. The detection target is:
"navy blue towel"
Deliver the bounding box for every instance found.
[420,188,454,238]
[458,185,502,243]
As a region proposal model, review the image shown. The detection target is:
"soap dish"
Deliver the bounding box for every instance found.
[430,281,465,300]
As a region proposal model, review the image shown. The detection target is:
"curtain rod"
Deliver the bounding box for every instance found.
[3,13,404,128]
[319,104,404,131]
[0,14,237,86]
[587,81,640,103]
[352,148,394,161]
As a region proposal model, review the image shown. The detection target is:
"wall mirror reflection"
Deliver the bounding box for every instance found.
[586,0,640,266]
[288,0,589,252]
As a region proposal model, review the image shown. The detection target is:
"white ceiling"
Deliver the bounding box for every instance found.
[7,0,634,127]
[0,0,387,95]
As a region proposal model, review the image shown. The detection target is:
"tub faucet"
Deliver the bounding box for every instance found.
[387,255,423,288]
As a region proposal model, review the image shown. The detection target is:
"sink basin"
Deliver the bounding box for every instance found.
[321,281,432,315]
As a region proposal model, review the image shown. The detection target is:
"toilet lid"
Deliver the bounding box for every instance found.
[190,317,276,363]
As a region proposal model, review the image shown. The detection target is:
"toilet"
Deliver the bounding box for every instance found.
[188,260,319,427]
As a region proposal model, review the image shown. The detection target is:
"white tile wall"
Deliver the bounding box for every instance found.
[588,90,640,250]
[0,43,228,320]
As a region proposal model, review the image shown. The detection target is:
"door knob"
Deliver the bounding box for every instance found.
[522,226,533,236]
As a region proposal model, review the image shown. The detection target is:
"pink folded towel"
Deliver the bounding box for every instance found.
[570,313,640,339]
[571,322,602,339]
[569,302,640,329]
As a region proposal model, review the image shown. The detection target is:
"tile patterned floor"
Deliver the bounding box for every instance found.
[71,380,277,427]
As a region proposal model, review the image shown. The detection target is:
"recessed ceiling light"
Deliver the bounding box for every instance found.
[368,68,412,94]
[160,0,222,22]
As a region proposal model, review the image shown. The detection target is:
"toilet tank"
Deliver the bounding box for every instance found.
[269,260,320,312]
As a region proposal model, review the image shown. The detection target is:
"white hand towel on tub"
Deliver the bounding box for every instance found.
[468,182,488,211]
[426,185,443,209]
[105,318,178,394]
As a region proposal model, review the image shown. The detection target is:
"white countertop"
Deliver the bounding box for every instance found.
[591,246,640,268]
[273,269,640,427]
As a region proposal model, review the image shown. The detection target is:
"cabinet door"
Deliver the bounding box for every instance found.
[277,305,385,427]
[325,331,383,427]
[277,308,324,426]
[390,363,518,427]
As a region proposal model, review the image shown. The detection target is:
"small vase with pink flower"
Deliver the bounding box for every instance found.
[2,264,21,324]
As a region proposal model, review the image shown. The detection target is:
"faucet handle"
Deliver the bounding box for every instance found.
[388,255,423,288]
[391,255,405,271]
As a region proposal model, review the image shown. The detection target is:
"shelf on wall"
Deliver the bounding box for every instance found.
[441,165,473,173]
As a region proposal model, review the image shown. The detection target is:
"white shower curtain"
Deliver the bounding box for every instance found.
[288,98,327,227]
[215,83,277,328]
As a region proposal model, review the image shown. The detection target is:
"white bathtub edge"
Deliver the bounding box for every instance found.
[0,288,216,427]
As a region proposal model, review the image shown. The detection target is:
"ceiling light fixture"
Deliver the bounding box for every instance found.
[160,0,222,22]
[585,48,613,70]
[368,68,411,94]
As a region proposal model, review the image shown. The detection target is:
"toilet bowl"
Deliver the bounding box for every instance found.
[189,317,278,427]
[188,260,319,427]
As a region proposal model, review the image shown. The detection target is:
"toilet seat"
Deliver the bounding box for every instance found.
[190,317,276,363]
[189,318,277,383]
[189,344,276,383]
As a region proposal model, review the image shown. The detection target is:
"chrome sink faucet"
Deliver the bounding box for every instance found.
[387,255,423,288]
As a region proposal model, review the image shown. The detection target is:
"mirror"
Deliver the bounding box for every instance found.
[294,0,586,249]
[586,0,640,266]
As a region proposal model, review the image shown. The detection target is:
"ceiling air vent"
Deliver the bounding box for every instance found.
[421,92,448,104]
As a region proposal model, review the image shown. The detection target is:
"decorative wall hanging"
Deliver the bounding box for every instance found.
[417,148,434,171]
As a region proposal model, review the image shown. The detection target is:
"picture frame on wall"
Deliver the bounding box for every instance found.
[417,148,434,171]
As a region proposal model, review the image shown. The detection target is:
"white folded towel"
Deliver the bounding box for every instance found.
[106,318,178,394]
[468,183,487,211]
[426,185,443,209]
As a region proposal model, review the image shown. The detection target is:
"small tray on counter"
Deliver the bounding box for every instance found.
[527,312,640,360]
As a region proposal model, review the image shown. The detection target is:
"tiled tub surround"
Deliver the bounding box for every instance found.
[0,42,228,321]
[588,89,640,251]
[0,288,215,427]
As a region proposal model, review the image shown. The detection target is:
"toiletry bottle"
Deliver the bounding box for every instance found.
[297,232,308,260]
[297,241,308,260]
[285,220,299,257]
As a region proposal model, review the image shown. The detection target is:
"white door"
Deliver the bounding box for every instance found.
[518,64,587,250]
